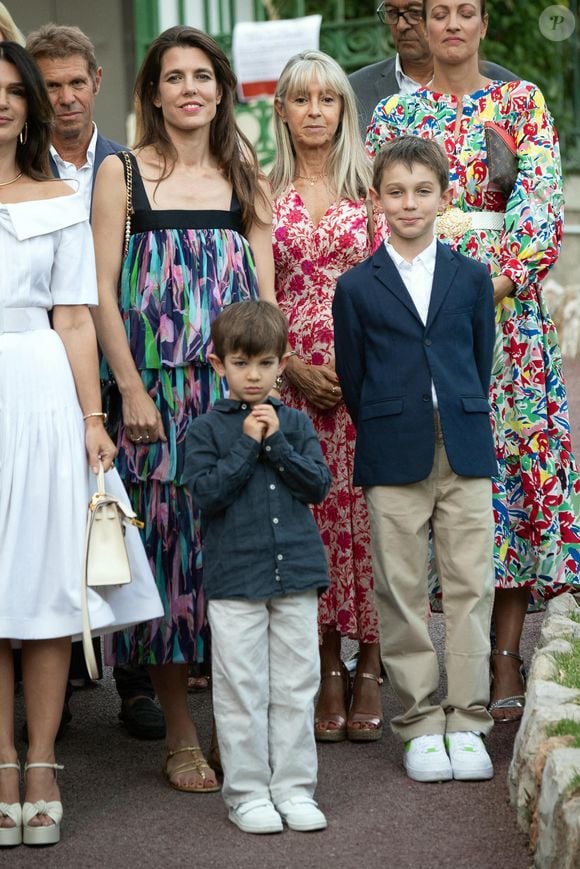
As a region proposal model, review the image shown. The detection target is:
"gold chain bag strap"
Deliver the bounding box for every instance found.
[120,150,134,258]
[101,151,134,439]
[81,461,144,679]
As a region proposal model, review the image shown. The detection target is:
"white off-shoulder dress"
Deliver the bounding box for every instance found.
[0,191,163,641]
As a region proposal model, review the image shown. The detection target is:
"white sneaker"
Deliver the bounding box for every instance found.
[403,733,453,782]
[276,797,327,832]
[445,731,494,781]
[228,798,283,834]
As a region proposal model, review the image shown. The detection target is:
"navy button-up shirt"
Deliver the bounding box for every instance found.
[184,398,331,601]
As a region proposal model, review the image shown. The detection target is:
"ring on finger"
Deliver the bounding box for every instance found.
[331,386,338,395]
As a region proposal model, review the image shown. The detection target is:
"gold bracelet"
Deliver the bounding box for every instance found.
[83,411,108,423]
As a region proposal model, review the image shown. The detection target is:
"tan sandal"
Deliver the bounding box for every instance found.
[315,663,351,743]
[347,672,384,742]
[163,747,220,793]
[489,649,526,722]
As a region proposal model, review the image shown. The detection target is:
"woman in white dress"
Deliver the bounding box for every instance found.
[0,42,162,847]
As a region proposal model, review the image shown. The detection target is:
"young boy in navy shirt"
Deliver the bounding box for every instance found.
[333,137,497,783]
[184,300,330,834]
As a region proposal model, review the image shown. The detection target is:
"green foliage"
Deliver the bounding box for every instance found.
[546,718,580,747]
[552,639,580,690]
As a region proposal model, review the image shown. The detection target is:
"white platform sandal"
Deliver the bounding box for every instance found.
[22,762,64,846]
[0,762,22,847]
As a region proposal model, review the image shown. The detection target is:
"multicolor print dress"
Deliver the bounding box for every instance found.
[273,191,386,641]
[366,80,580,602]
[106,155,259,665]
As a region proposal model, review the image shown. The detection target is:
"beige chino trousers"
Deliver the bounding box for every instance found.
[364,416,494,741]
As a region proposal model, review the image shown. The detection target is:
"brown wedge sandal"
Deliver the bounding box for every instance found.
[314,663,351,743]
[347,672,384,742]
[163,746,221,793]
[488,649,526,722]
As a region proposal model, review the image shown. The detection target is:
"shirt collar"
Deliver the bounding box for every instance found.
[213,396,283,413]
[385,237,437,273]
[50,123,98,170]
[394,54,423,94]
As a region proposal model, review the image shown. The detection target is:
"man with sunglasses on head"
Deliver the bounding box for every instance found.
[349,1,516,138]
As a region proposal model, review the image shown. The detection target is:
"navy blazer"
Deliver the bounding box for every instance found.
[49,131,125,206]
[333,241,497,486]
[348,55,518,139]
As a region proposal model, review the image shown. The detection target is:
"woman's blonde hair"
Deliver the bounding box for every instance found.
[270,50,371,201]
[0,3,25,45]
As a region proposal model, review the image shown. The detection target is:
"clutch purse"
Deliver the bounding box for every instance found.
[81,461,143,679]
[484,121,518,198]
[100,376,123,440]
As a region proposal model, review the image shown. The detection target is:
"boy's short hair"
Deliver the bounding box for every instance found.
[372,136,450,194]
[211,301,288,360]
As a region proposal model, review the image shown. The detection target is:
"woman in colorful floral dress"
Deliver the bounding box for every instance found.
[271,51,387,742]
[365,0,580,721]
[92,27,275,790]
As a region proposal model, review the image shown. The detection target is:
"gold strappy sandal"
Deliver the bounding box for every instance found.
[315,663,351,743]
[347,672,384,742]
[489,649,526,722]
[163,747,221,793]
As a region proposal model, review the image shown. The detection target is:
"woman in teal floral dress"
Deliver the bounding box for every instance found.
[92,27,275,789]
[366,0,580,720]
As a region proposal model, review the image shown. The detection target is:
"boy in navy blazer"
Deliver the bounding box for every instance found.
[333,137,497,783]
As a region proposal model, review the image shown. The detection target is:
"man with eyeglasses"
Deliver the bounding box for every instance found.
[349,1,516,138]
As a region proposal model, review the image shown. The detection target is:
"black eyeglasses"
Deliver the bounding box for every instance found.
[376,4,423,26]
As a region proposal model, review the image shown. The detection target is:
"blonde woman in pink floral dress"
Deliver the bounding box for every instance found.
[271,51,387,742]
[365,0,580,722]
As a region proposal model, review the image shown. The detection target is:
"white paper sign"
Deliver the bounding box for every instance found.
[233,15,322,101]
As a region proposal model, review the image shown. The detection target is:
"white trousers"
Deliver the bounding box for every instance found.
[208,591,320,808]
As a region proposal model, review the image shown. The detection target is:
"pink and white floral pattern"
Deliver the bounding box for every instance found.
[273,191,387,640]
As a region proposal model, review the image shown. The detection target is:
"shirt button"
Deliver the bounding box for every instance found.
[275,576,281,582]
[278,466,284,472]
[270,484,276,490]
[277,553,283,561]
[424,339,432,347]
[241,403,248,409]
[422,394,430,402]
[265,445,271,452]
[272,517,279,524]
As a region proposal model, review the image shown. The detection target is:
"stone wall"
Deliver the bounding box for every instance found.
[508,594,580,868]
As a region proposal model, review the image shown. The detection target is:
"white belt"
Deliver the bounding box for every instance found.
[436,208,504,238]
[0,307,50,334]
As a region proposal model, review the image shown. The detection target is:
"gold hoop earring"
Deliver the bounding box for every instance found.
[18,122,28,145]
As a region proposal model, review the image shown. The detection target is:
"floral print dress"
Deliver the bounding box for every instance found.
[366,80,580,602]
[273,191,386,641]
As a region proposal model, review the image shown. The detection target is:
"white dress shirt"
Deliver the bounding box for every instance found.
[395,54,423,94]
[50,124,98,214]
[385,237,439,407]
